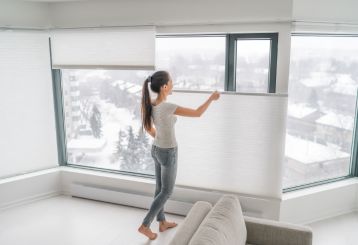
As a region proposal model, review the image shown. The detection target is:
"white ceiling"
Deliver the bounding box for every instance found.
[19,0,95,2]
[9,0,172,1]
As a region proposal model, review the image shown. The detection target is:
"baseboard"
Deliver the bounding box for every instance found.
[301,208,358,225]
[2,166,357,226]
[0,167,61,211]
[69,182,193,216]
[0,191,62,211]
[60,166,281,219]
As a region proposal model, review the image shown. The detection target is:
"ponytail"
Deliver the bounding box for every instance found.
[141,71,170,133]
[141,77,153,132]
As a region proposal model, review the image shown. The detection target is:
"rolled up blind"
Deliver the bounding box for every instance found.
[50,26,156,70]
[168,91,287,199]
[0,30,58,179]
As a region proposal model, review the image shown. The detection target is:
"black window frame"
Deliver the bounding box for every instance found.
[156,33,279,93]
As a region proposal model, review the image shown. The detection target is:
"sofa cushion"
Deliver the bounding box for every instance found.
[188,195,247,245]
[169,201,212,245]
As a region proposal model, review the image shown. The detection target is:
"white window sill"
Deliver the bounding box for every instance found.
[282,177,358,200]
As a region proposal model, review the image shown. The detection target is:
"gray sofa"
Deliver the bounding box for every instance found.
[169,195,312,245]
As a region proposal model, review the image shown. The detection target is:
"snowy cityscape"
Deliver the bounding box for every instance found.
[61,36,358,189]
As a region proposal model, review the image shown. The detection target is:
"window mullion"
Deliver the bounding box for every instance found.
[226,34,236,91]
[350,90,358,177]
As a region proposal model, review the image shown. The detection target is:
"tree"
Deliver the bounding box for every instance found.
[119,126,154,174]
[90,104,102,138]
[112,129,126,163]
[120,126,140,171]
[136,128,154,172]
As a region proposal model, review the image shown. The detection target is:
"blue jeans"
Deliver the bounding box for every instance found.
[142,144,178,227]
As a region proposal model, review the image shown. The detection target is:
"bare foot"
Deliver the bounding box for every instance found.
[159,220,178,232]
[138,224,158,240]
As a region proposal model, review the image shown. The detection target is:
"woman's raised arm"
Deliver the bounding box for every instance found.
[174,91,220,117]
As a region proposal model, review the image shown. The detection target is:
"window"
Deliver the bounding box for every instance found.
[156,34,278,93]
[283,34,358,190]
[235,40,271,92]
[54,33,279,178]
[60,69,154,175]
[156,36,226,91]
[227,33,278,92]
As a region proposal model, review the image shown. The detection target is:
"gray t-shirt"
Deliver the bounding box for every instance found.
[152,101,178,148]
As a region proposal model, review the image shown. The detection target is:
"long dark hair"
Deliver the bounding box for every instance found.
[141,70,170,132]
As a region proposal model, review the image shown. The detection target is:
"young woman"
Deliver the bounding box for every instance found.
[138,70,220,240]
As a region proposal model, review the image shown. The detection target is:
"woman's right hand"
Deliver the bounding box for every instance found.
[210,90,220,101]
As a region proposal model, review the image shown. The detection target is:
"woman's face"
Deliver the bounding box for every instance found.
[163,77,174,95]
[168,78,174,95]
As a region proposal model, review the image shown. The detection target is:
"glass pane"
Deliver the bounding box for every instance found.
[284,36,358,189]
[235,39,270,93]
[61,69,155,175]
[156,36,225,91]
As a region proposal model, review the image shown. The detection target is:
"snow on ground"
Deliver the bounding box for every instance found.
[331,74,358,96]
[316,112,354,130]
[285,134,350,164]
[72,99,143,170]
[287,103,317,119]
[300,72,335,87]
[67,137,106,152]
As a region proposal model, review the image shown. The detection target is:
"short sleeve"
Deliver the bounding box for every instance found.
[165,102,178,114]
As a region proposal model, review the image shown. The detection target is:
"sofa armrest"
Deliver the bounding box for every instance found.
[169,201,212,245]
[244,216,313,245]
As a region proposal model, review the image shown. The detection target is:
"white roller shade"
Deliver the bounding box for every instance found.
[168,91,287,199]
[50,26,156,70]
[0,30,58,179]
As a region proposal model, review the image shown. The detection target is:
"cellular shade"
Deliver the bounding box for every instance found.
[0,30,58,179]
[49,27,156,70]
[168,91,287,199]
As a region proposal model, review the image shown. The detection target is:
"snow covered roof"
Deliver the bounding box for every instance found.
[331,74,357,96]
[316,112,354,130]
[68,137,107,152]
[112,80,125,86]
[84,70,111,81]
[127,85,142,94]
[300,72,334,87]
[285,134,350,164]
[287,103,316,119]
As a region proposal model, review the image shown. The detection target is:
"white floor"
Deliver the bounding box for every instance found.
[307,211,358,245]
[0,195,184,245]
[1,195,358,245]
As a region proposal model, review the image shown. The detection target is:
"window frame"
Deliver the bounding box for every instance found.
[226,33,278,93]
[283,33,358,192]
[156,33,278,93]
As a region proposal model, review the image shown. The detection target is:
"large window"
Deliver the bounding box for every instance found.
[156,33,278,93]
[55,33,279,177]
[283,34,358,190]
[156,36,226,91]
[61,69,154,175]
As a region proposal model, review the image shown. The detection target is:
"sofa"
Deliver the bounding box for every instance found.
[169,195,312,245]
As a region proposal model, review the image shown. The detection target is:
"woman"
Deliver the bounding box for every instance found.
[138,70,220,240]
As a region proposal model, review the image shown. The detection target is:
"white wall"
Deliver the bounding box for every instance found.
[293,0,358,24]
[0,1,50,28]
[0,168,60,210]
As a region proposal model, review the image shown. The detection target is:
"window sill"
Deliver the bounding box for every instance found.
[282,177,358,200]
